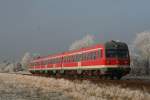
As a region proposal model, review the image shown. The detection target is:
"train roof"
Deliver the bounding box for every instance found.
[31,40,127,63]
[32,43,104,63]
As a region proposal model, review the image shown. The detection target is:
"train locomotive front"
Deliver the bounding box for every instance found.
[104,41,131,79]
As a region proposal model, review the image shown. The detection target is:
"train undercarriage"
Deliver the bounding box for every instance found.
[30,67,131,80]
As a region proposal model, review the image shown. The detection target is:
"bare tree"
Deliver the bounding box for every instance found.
[133,32,150,75]
[69,34,95,50]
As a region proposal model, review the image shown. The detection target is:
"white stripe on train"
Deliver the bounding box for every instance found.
[28,65,130,71]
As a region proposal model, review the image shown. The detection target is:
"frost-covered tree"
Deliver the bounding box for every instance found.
[69,34,95,50]
[133,32,150,75]
[21,52,32,70]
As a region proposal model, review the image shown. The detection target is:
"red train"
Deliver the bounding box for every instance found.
[29,40,131,79]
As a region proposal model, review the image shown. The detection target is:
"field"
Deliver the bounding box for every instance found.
[0,73,150,100]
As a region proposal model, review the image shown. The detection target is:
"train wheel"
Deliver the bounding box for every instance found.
[113,76,121,80]
[99,75,105,80]
[117,76,122,80]
[56,71,61,78]
[106,75,112,80]
[110,75,114,80]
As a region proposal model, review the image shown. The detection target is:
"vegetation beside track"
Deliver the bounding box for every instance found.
[0,73,150,100]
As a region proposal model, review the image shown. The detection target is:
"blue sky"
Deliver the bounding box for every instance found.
[0,0,150,59]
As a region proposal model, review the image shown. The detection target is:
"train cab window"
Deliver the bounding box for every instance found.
[106,49,128,58]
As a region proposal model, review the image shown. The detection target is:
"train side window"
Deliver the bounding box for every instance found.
[66,57,68,62]
[67,56,69,62]
[59,58,61,63]
[63,57,65,63]
[75,54,80,62]
[45,60,48,65]
[68,56,70,62]
[84,53,87,61]
[74,55,77,62]
[90,52,93,60]
[50,59,52,64]
[82,53,85,61]
[88,53,91,60]
[76,55,79,62]
[56,58,58,63]
[55,58,57,63]
[83,53,86,61]
[79,54,82,61]
[43,61,45,65]
[58,58,60,63]
[43,61,46,65]
[70,56,72,62]
[52,59,55,64]
[55,59,57,63]
[72,55,75,62]
[91,52,96,60]
[69,56,71,62]
[63,57,66,63]
[85,53,87,60]
[86,53,89,60]
[52,59,54,64]
[76,54,79,62]
[49,59,52,64]
[94,52,97,59]
[37,62,39,66]
[97,50,101,58]
[65,56,67,63]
